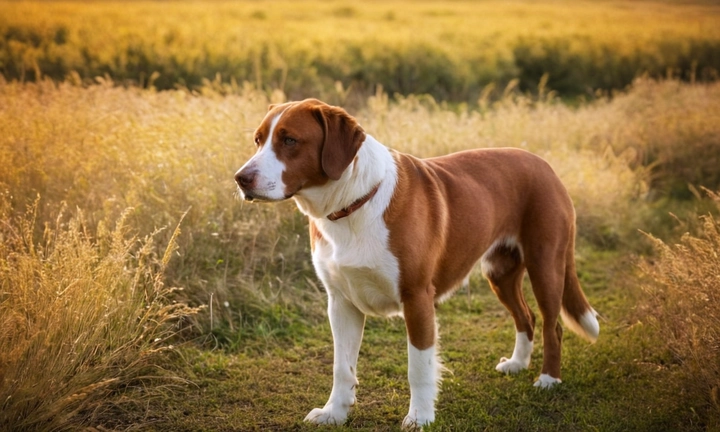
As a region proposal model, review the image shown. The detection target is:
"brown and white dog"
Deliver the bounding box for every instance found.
[234,99,599,429]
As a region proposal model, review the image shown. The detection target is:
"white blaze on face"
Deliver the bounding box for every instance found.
[237,111,288,201]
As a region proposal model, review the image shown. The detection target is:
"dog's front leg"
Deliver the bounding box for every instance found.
[402,291,441,430]
[305,293,365,425]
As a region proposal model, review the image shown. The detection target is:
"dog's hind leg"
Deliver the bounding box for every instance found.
[525,244,566,388]
[483,241,536,375]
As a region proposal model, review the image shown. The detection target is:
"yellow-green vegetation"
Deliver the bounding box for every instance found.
[1,76,719,429]
[1,1,720,100]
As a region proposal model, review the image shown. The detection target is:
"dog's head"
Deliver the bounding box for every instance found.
[234,99,366,202]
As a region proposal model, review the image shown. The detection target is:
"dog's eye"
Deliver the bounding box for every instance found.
[254,136,260,146]
[284,137,297,146]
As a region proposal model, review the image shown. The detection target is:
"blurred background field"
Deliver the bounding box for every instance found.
[2,0,720,102]
[1,0,720,430]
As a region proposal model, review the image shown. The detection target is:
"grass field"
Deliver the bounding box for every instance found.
[1,1,720,430]
[1,76,719,430]
[2,0,720,101]
[126,263,707,431]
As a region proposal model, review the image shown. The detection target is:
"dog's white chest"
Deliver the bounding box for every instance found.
[312,221,401,317]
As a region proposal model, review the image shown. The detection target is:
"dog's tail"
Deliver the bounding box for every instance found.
[560,248,600,343]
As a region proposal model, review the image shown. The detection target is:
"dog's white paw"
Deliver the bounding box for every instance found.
[304,406,347,425]
[495,332,533,375]
[533,373,562,388]
[402,412,434,431]
[495,356,529,375]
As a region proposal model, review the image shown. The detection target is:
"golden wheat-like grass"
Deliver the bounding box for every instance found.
[0,198,199,431]
[640,188,720,416]
[2,1,719,99]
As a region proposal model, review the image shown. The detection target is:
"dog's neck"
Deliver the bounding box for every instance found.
[293,135,395,221]
[326,182,382,221]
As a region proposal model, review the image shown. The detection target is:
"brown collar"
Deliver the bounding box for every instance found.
[327,183,381,221]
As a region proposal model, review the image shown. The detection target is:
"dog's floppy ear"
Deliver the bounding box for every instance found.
[312,104,366,181]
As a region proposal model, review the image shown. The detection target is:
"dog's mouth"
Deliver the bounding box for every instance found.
[243,192,269,203]
[237,181,303,203]
[238,188,260,202]
[239,189,290,203]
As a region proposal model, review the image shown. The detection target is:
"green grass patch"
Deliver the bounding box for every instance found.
[100,250,711,431]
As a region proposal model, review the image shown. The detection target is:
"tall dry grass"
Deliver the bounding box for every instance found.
[640,189,720,421]
[0,77,318,345]
[0,197,198,430]
[598,79,720,198]
[1,77,717,335]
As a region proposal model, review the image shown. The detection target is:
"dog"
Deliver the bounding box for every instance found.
[234,98,599,429]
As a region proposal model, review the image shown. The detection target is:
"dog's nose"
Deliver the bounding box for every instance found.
[235,170,255,189]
